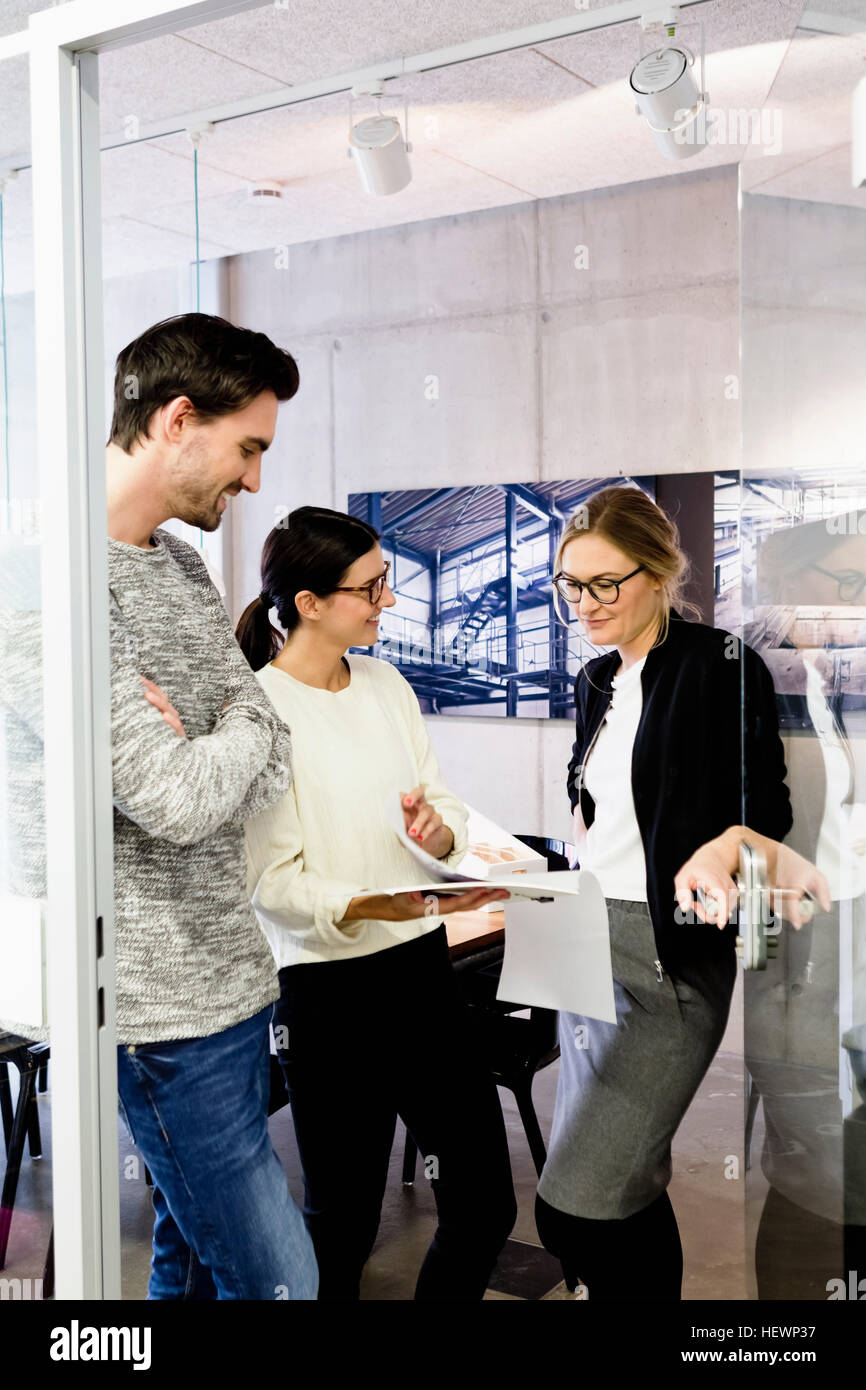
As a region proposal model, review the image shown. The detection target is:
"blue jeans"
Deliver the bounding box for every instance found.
[116,1006,318,1300]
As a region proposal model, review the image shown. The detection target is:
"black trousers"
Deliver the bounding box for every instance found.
[535,1189,684,1300]
[273,924,517,1301]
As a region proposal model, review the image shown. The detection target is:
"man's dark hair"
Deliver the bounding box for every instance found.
[108,313,300,452]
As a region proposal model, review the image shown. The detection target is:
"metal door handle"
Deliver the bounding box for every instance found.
[729,839,815,969]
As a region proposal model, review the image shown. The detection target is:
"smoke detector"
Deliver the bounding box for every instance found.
[247,180,284,202]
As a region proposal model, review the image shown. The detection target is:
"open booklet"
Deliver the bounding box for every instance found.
[379,792,556,897]
[357,793,616,1023]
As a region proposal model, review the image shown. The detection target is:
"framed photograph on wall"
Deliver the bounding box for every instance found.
[347,477,657,718]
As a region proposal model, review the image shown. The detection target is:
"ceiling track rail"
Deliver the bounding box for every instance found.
[3,0,716,173]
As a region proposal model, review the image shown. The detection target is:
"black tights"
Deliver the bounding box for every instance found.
[535,1190,683,1301]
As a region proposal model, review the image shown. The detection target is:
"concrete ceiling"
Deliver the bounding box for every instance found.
[0,0,864,292]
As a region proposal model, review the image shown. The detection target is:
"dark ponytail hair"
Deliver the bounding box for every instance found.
[235,505,380,670]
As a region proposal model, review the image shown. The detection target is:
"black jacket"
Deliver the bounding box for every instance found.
[567,613,793,970]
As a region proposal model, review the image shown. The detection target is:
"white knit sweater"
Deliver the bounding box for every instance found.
[245,652,469,968]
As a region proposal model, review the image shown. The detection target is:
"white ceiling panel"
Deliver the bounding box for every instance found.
[100,139,250,219]
[1,0,864,292]
[184,0,607,86]
[749,142,861,203]
[96,30,291,134]
[0,0,50,42]
[742,26,866,205]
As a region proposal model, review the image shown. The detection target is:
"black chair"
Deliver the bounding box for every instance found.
[0,1034,50,1272]
[1,1050,45,1164]
[401,836,574,1183]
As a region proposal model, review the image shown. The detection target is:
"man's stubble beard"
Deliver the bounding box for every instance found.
[170,433,223,532]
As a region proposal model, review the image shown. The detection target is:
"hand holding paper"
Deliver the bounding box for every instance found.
[385,790,477,884]
[380,792,615,1020]
[400,786,454,860]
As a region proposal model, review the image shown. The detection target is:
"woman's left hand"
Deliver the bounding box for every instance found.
[401,786,454,860]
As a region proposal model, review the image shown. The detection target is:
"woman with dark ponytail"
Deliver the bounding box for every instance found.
[237,505,517,1301]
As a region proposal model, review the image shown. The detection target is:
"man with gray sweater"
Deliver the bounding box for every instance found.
[106,313,316,1299]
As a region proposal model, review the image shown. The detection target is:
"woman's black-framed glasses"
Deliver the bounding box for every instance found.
[553,564,644,605]
[810,563,866,603]
[331,560,392,606]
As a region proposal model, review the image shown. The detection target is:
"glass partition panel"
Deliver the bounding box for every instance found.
[0,46,52,1301]
[740,3,866,1302]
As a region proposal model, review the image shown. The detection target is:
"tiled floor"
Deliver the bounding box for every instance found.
[2,1045,749,1300]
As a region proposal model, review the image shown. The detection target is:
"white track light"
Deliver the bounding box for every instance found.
[348,84,412,196]
[631,7,709,160]
[630,46,707,159]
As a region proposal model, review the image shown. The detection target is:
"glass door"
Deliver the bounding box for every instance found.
[0,39,53,1302]
[739,3,866,1301]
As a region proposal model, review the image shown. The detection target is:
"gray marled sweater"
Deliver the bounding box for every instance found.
[108,528,292,1044]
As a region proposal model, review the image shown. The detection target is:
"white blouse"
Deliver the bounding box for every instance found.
[244,652,469,968]
[579,656,648,902]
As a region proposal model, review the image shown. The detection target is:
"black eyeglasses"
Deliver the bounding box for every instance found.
[553,564,644,605]
[810,564,866,603]
[331,560,391,606]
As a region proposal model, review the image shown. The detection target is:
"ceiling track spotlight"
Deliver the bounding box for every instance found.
[347,80,413,196]
[630,5,709,161]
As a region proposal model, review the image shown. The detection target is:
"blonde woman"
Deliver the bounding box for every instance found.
[535,486,793,1301]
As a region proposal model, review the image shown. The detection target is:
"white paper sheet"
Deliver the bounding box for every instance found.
[497,871,616,1023]
[380,792,614,1020]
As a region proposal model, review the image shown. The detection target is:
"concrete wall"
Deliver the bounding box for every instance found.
[227,163,740,837]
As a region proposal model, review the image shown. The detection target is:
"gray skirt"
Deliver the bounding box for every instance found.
[537,898,736,1221]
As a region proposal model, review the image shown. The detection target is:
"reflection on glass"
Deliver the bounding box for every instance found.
[742,484,866,1298]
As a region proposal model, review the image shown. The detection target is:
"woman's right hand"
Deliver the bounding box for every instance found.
[340,886,510,924]
[769,842,831,927]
